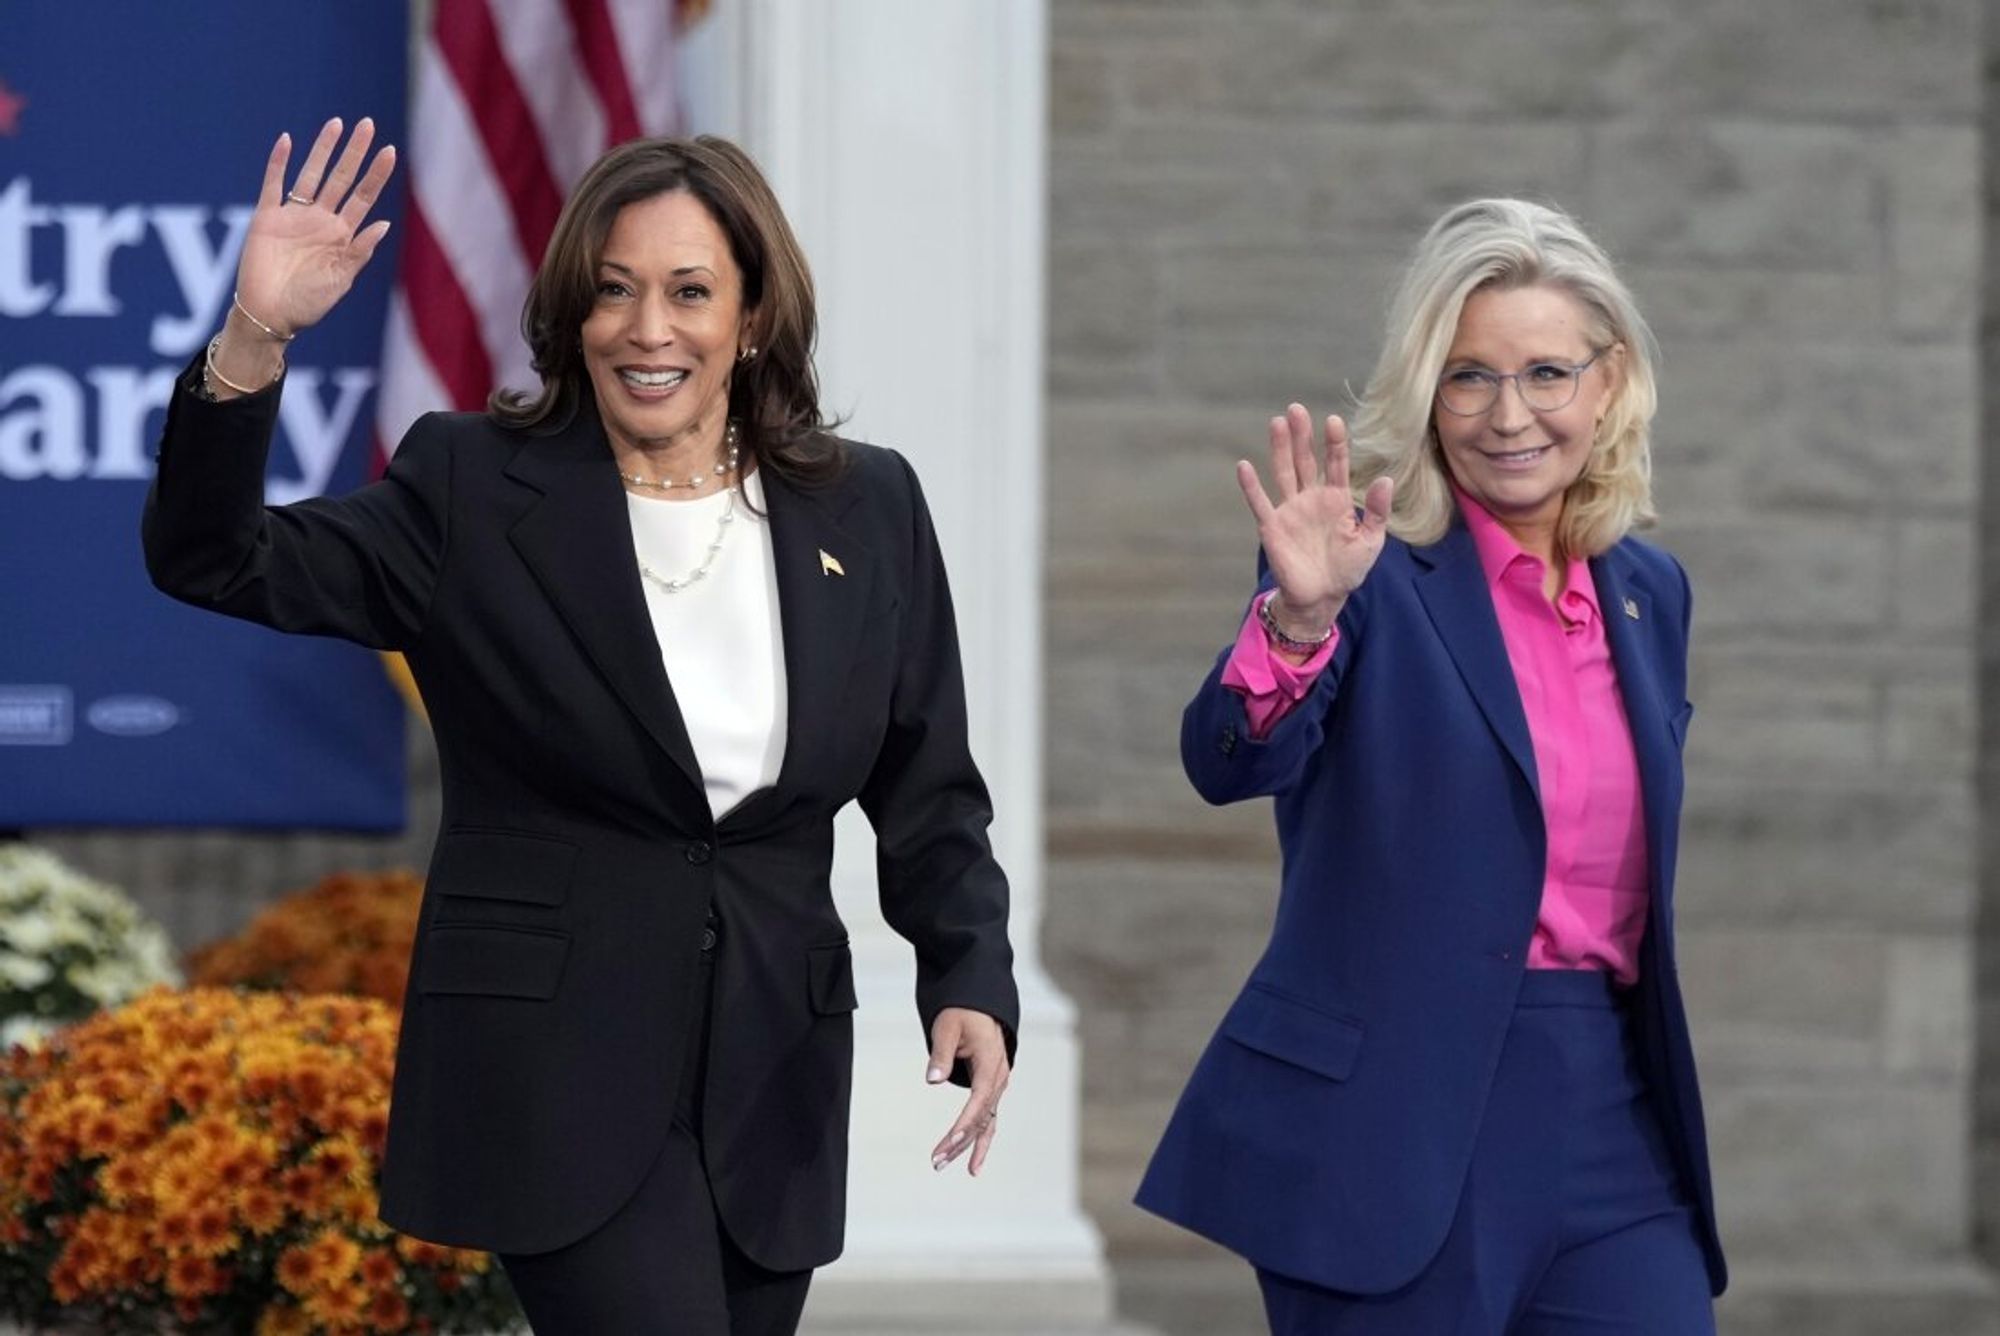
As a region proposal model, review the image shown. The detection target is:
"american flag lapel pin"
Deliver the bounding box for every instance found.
[819,549,846,577]
[1623,597,1640,620]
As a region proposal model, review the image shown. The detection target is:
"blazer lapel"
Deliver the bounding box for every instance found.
[502,414,708,815]
[1592,548,1677,899]
[733,467,874,823]
[1411,523,1540,799]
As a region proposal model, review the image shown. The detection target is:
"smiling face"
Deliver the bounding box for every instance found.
[581,189,753,465]
[1432,282,1620,554]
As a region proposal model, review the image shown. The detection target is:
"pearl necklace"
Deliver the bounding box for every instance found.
[625,423,744,594]
[618,422,740,493]
[635,485,739,594]
[620,426,748,596]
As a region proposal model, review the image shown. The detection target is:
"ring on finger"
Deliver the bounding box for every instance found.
[285,191,316,206]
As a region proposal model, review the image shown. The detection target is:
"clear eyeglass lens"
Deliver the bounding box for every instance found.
[1521,368,1581,411]
[1437,366,1582,415]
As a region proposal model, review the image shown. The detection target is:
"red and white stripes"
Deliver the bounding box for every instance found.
[374,0,691,455]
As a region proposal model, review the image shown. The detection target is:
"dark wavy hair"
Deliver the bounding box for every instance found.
[490,135,842,484]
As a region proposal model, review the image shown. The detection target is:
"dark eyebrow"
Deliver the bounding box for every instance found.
[596,260,718,280]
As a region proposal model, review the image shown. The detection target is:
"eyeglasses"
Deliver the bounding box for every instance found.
[1435,352,1601,417]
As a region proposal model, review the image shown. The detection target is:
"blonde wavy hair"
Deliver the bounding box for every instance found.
[1348,198,1659,558]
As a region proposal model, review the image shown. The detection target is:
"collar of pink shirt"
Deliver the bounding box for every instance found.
[1451,485,1602,631]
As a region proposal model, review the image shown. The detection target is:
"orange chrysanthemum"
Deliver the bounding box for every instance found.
[274,1243,318,1297]
[0,986,520,1331]
[187,869,425,1007]
[237,1184,288,1236]
[164,1251,226,1299]
[257,1303,313,1336]
[367,1287,413,1330]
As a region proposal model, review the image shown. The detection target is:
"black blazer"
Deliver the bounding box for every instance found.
[143,374,1020,1270]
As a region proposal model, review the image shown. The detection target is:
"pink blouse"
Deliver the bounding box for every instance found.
[1221,496,1651,983]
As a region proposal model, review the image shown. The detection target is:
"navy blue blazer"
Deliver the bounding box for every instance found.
[1135,519,1725,1297]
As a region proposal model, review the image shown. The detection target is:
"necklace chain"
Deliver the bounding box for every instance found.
[618,421,740,493]
[628,423,743,595]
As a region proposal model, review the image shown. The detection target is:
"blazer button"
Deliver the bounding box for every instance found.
[1219,724,1238,757]
[685,841,713,866]
[699,925,719,951]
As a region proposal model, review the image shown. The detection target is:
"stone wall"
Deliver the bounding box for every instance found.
[1978,0,2000,1283]
[1043,2,1998,1333]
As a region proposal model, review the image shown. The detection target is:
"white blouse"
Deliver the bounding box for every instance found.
[625,469,787,818]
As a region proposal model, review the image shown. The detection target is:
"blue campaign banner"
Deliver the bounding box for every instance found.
[0,4,411,828]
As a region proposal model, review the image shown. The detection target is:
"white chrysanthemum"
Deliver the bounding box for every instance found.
[7,910,59,954]
[66,960,129,1003]
[0,846,181,1030]
[0,950,55,989]
[0,1013,54,1051]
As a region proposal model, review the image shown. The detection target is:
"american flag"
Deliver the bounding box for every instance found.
[374,0,703,451]
[372,0,703,713]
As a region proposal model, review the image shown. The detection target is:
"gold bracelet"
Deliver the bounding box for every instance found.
[204,332,282,397]
[231,291,295,343]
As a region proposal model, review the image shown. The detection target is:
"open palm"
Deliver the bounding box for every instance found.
[1236,404,1395,632]
[235,118,397,338]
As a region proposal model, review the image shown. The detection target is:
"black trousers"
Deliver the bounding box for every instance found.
[500,940,814,1335]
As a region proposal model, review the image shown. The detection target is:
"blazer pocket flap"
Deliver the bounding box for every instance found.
[1222,984,1364,1081]
[808,942,859,1016]
[418,925,570,1000]
[431,828,579,906]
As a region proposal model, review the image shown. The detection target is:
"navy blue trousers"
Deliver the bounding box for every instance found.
[1258,970,1715,1335]
[500,943,813,1336]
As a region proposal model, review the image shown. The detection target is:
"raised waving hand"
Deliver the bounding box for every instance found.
[1236,404,1395,643]
[209,118,396,397]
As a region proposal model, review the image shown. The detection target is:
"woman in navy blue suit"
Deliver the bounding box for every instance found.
[1137,199,1723,1334]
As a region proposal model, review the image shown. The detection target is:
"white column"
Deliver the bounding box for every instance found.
[682,3,1117,1329]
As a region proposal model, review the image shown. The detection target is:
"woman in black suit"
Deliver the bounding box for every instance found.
[144,118,1018,1336]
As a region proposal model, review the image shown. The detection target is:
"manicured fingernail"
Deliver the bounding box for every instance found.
[926,1066,945,1084]
[932,1155,947,1172]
